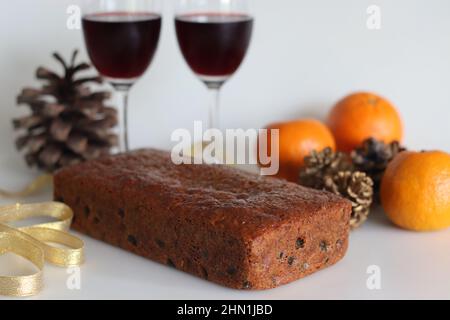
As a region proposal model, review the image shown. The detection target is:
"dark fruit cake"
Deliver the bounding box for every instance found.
[54,149,352,289]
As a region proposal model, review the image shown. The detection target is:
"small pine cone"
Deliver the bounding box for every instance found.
[299,147,353,189]
[325,171,374,229]
[351,138,406,193]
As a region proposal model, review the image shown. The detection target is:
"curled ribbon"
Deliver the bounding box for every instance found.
[0,202,84,297]
[0,174,53,198]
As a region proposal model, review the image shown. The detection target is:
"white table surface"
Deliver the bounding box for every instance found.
[0,155,449,300]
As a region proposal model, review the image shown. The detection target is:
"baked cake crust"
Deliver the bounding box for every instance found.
[54,149,351,289]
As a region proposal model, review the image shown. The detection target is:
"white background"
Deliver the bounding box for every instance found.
[1,0,450,153]
[0,0,450,300]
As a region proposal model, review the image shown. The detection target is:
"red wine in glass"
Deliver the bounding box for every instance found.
[175,13,253,83]
[82,12,162,80]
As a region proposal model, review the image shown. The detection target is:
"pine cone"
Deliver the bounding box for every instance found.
[13,50,118,172]
[299,147,353,189]
[299,148,374,229]
[351,138,406,192]
[324,171,374,229]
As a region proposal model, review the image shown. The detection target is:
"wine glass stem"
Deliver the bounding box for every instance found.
[208,88,221,130]
[116,88,130,152]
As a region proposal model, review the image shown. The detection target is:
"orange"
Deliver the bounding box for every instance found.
[259,119,336,182]
[380,151,450,231]
[327,92,403,152]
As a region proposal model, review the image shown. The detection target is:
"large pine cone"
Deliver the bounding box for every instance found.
[13,50,118,172]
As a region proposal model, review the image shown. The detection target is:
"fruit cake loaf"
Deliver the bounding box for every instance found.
[54,149,351,290]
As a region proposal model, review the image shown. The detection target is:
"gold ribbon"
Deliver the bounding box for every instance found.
[0,202,84,297]
[0,174,53,198]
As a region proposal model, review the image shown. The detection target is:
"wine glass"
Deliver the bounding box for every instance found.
[81,0,162,152]
[175,0,254,132]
